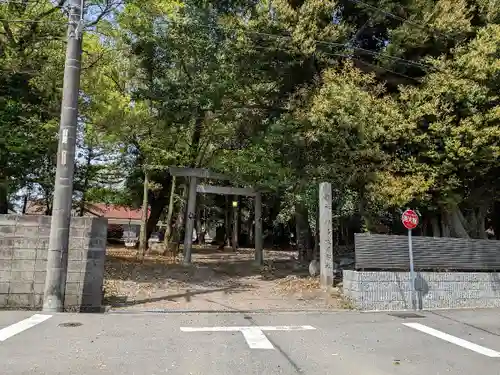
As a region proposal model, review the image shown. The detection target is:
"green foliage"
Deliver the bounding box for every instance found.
[2,0,499,240]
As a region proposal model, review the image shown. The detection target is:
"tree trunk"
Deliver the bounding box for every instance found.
[420,217,428,236]
[195,204,202,244]
[430,216,441,237]
[477,210,487,239]
[199,205,206,245]
[440,210,451,238]
[441,207,469,238]
[163,175,176,249]
[139,169,149,256]
[294,202,312,262]
[492,202,500,240]
[174,184,187,252]
[190,116,203,167]
[44,192,52,216]
[22,193,28,214]
[248,206,254,247]
[314,203,320,260]
[146,179,171,243]
[450,207,470,238]
[473,205,488,239]
[0,183,8,214]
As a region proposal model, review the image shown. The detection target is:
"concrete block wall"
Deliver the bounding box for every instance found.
[0,215,107,311]
[343,270,500,311]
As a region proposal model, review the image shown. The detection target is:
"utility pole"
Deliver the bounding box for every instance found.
[43,0,84,312]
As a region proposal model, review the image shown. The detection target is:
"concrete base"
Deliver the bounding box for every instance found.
[343,270,500,311]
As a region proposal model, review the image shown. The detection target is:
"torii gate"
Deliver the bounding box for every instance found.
[169,167,263,265]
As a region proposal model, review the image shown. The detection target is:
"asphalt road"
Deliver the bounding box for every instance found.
[1,308,499,374]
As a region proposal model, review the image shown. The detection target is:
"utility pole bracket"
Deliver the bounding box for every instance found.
[74,20,84,39]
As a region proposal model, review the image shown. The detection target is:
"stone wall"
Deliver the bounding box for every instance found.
[343,270,500,311]
[0,215,107,311]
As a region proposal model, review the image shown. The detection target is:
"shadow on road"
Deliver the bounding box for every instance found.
[105,284,255,307]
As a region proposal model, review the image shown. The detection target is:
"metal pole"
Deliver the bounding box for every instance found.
[43,0,84,312]
[408,229,416,310]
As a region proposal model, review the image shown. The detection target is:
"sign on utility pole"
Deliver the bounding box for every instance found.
[401,209,419,310]
[43,0,84,312]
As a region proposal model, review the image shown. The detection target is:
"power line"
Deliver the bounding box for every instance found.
[0,0,43,4]
[0,0,67,5]
[0,18,64,22]
[345,0,455,40]
[0,0,68,11]
[0,13,433,78]
[254,30,435,72]
[130,17,435,72]
[248,43,422,83]
[0,0,58,2]
[316,39,434,71]
[99,20,430,81]
[188,21,437,72]
[0,40,423,84]
[332,53,422,83]
[0,6,443,72]
[0,69,38,74]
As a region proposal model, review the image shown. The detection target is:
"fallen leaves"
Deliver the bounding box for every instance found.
[102,246,347,311]
[273,275,321,294]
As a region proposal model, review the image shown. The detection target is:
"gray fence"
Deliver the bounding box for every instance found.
[355,233,500,271]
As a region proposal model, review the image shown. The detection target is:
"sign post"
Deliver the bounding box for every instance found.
[401,209,419,310]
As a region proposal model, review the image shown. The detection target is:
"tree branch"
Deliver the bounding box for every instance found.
[106,72,126,94]
[85,0,123,27]
[81,49,106,71]
[0,21,17,47]
[17,0,67,51]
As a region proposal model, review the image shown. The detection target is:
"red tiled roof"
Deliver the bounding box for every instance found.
[88,203,149,220]
[24,201,149,220]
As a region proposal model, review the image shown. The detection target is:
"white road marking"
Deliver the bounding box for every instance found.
[180,325,316,350]
[403,322,500,358]
[0,314,52,342]
[240,327,275,349]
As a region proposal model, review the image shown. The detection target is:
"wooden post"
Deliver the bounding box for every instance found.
[225,196,231,248]
[232,196,238,251]
[254,192,263,265]
[183,176,197,264]
[319,182,334,287]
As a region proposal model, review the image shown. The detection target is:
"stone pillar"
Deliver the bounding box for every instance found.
[183,176,197,264]
[254,192,263,265]
[319,182,334,287]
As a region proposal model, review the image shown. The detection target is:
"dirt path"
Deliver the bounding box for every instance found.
[104,246,346,311]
